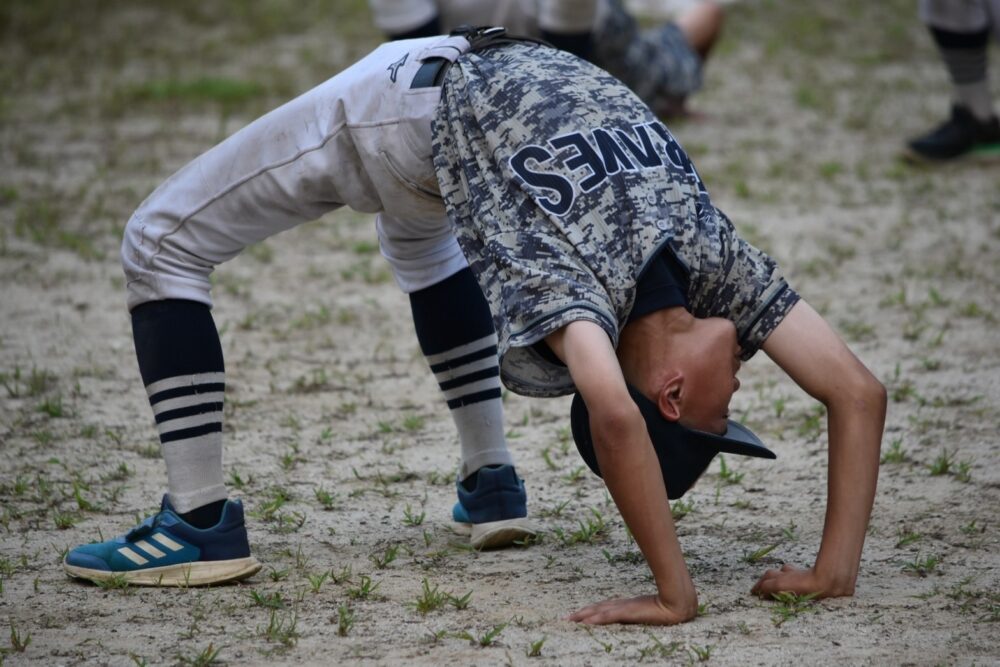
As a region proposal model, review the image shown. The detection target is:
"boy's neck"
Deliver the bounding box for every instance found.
[618,306,694,397]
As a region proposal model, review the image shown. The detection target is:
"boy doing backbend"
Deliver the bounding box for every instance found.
[65,29,886,625]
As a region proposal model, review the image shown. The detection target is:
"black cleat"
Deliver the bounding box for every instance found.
[905,105,1000,161]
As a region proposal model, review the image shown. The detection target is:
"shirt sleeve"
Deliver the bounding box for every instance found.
[682,207,800,360]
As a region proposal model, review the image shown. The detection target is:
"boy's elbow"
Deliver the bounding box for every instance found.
[821,362,886,417]
[870,376,888,415]
[852,371,887,417]
[590,402,645,456]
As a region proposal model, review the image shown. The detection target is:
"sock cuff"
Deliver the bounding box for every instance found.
[168,485,229,515]
[460,449,515,480]
[954,83,996,121]
[931,25,991,50]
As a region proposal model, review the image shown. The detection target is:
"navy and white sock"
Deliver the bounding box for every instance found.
[409,269,514,480]
[931,26,995,122]
[131,299,229,523]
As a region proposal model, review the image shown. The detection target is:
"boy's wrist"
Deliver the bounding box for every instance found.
[654,577,699,619]
[812,561,857,596]
[655,589,699,622]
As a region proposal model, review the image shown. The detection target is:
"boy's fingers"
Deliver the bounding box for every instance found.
[567,607,604,622]
[751,565,801,596]
[752,578,780,597]
[569,595,693,625]
[751,567,782,593]
[752,565,825,598]
[753,576,791,598]
[577,610,615,625]
[567,598,625,622]
[568,607,618,625]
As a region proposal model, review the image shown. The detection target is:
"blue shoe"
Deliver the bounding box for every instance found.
[452,465,537,549]
[63,495,261,586]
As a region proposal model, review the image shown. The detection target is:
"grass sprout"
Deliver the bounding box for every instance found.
[769,591,819,626]
[902,554,941,577]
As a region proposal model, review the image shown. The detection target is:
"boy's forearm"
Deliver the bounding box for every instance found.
[589,409,698,613]
[760,300,887,597]
[813,387,886,592]
[549,321,698,619]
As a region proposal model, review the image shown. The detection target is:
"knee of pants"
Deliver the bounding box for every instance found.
[919,0,993,33]
[121,212,215,311]
[376,215,469,293]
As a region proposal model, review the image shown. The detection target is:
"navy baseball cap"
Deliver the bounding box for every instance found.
[570,385,776,499]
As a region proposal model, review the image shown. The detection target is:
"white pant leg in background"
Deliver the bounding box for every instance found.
[919,0,1000,40]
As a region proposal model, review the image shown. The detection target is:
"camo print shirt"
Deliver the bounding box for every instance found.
[432,43,799,398]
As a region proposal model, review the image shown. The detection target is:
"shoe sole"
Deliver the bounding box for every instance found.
[63,556,262,587]
[972,143,1000,156]
[464,518,538,550]
[902,142,1000,163]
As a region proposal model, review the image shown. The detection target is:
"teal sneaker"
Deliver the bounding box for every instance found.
[452,465,537,549]
[63,495,261,586]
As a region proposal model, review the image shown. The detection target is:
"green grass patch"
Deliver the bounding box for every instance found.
[14,200,100,259]
[119,77,265,109]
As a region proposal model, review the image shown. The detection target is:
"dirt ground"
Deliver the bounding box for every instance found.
[1,1,998,665]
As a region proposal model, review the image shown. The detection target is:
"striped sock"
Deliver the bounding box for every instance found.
[146,371,228,513]
[131,300,229,514]
[425,333,512,479]
[409,269,514,480]
[931,26,995,121]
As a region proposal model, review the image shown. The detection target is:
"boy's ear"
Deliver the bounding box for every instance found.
[656,372,683,422]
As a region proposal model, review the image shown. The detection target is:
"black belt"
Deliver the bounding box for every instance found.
[411,57,451,89]
[410,26,551,89]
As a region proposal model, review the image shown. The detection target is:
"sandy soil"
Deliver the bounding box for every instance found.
[1,1,998,665]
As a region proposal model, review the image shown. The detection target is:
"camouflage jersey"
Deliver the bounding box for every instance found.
[432,43,799,398]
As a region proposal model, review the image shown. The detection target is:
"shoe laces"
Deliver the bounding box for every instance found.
[125,512,164,541]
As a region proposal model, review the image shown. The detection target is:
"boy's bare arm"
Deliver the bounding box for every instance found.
[756,300,887,598]
[547,321,698,625]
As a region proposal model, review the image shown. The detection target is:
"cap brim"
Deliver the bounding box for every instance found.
[570,385,775,499]
[690,419,776,460]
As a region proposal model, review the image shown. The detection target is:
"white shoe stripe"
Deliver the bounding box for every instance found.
[424,334,498,365]
[145,372,226,398]
[134,539,166,559]
[152,533,184,552]
[156,411,223,435]
[151,392,225,416]
[118,547,149,565]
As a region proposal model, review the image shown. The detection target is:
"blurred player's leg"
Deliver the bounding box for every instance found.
[907,0,1000,160]
[591,0,719,117]
[673,0,724,59]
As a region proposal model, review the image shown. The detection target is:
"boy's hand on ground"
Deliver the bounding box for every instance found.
[567,594,697,626]
[751,563,855,600]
